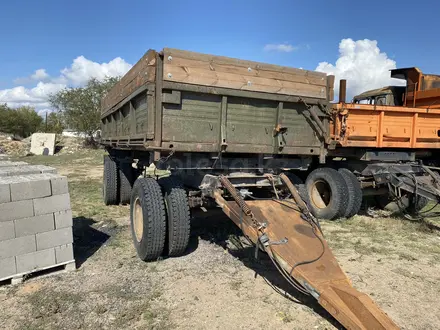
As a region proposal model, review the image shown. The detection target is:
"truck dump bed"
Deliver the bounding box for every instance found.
[101,48,334,158]
[331,103,440,149]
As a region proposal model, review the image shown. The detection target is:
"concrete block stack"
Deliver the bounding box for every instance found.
[0,161,75,284]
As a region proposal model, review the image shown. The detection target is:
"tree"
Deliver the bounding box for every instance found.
[41,112,65,134]
[0,104,42,138]
[49,77,119,143]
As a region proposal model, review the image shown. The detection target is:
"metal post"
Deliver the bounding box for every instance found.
[339,79,347,103]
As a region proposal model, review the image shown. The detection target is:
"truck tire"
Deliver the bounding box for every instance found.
[305,168,348,220]
[130,177,166,261]
[338,168,363,218]
[103,155,119,205]
[119,162,134,205]
[158,176,191,257]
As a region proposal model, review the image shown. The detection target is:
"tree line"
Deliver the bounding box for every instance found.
[0,77,119,141]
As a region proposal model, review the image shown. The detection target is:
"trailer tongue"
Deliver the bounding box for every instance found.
[212,174,399,330]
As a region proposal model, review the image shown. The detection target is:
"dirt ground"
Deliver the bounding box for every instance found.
[1,150,440,330]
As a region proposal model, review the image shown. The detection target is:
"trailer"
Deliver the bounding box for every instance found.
[100,48,440,329]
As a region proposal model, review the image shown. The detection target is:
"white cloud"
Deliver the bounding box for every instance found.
[264,43,298,53]
[316,38,404,101]
[31,69,49,81]
[0,56,132,114]
[61,56,132,86]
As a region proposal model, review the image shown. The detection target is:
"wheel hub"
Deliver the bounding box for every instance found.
[133,197,144,242]
[310,180,332,209]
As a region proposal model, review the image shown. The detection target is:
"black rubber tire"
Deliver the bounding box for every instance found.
[158,176,191,257]
[305,168,348,220]
[130,178,166,261]
[338,168,363,218]
[103,155,119,205]
[119,162,134,205]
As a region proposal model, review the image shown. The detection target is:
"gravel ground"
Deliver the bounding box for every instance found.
[1,150,439,330]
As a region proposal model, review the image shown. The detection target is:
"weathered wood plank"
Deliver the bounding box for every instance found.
[165,56,326,87]
[164,48,325,79]
[164,65,326,99]
[101,50,157,114]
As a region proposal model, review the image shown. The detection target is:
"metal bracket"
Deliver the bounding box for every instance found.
[162,90,181,105]
[258,233,288,247]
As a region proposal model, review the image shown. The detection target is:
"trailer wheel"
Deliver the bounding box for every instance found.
[130,178,166,261]
[119,162,134,205]
[158,176,191,257]
[305,168,348,220]
[103,155,119,205]
[338,168,363,218]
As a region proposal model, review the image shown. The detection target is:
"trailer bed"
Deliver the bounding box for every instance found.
[101,48,335,159]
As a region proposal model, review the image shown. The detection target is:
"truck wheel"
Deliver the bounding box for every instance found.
[119,162,134,205]
[305,168,348,220]
[338,168,363,218]
[103,155,119,205]
[130,178,166,261]
[158,176,191,257]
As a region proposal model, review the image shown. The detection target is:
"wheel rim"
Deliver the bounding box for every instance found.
[133,197,144,242]
[310,180,331,209]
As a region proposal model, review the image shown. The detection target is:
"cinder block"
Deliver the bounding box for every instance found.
[36,227,73,250]
[0,235,36,259]
[0,165,56,177]
[54,209,73,229]
[0,182,10,203]
[0,257,17,279]
[10,177,51,201]
[0,161,28,167]
[33,193,71,216]
[16,248,56,273]
[14,214,55,237]
[0,221,15,241]
[50,176,69,195]
[54,244,74,264]
[30,133,56,156]
[0,199,34,222]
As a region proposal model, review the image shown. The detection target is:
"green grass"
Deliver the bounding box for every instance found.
[12,149,105,167]
[68,179,127,220]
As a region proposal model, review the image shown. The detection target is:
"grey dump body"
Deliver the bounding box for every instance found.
[100,48,335,166]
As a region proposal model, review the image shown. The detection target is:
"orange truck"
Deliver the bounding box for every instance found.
[332,68,440,149]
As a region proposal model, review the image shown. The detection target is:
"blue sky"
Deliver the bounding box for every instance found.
[1,0,439,113]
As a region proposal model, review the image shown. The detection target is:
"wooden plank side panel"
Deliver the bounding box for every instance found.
[165,56,327,86]
[101,50,157,114]
[164,65,326,99]
[163,48,327,99]
[164,48,325,78]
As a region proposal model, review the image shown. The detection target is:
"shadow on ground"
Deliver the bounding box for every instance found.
[72,217,112,268]
[189,209,342,329]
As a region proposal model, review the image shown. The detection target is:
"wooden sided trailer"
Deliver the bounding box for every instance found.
[100,48,440,329]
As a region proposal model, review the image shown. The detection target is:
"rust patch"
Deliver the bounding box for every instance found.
[294,224,315,238]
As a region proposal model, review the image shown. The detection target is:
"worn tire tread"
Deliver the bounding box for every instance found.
[159,176,191,257]
[338,168,363,218]
[130,178,166,261]
[119,163,133,204]
[305,167,348,220]
[103,155,119,205]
